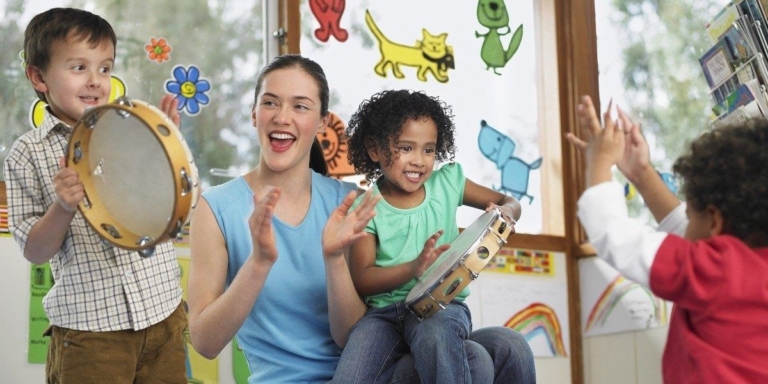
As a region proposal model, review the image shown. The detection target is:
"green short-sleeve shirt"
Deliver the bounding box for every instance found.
[353,163,470,308]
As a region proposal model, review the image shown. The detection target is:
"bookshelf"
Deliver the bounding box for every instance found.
[703,0,768,126]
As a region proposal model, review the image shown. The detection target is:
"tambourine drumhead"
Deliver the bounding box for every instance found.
[68,97,199,252]
[405,208,511,319]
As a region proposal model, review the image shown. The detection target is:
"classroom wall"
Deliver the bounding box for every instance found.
[0,235,666,383]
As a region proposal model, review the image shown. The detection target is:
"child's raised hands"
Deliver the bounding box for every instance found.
[410,230,451,279]
[565,95,625,187]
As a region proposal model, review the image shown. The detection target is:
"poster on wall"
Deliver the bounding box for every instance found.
[465,249,570,358]
[28,263,52,363]
[300,0,544,233]
[579,257,669,337]
[177,255,220,383]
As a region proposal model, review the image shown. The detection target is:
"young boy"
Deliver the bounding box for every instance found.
[568,95,768,383]
[3,8,187,383]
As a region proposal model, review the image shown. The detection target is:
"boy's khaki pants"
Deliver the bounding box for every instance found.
[45,302,188,383]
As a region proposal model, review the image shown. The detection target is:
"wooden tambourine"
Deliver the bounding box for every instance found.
[67,96,199,256]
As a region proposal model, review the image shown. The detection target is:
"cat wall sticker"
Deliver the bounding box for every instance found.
[478,120,541,203]
[476,0,523,75]
[309,0,348,43]
[364,9,455,83]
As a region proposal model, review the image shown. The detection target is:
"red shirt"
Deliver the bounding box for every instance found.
[651,235,768,383]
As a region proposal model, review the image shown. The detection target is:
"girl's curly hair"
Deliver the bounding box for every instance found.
[673,118,768,247]
[346,89,456,181]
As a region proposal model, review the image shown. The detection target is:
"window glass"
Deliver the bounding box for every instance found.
[299,0,562,235]
[0,0,266,189]
[595,0,731,220]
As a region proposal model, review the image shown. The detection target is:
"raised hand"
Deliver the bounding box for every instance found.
[615,106,651,184]
[159,94,181,128]
[410,230,451,279]
[322,189,381,257]
[565,95,625,187]
[53,157,83,213]
[248,186,280,265]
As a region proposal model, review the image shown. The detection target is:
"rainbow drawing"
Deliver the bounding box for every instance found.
[584,275,667,332]
[505,302,567,357]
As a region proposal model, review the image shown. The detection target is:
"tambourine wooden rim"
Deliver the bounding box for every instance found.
[405,208,513,320]
[67,96,198,252]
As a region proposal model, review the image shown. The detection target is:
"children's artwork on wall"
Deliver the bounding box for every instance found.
[477,120,542,203]
[465,249,570,358]
[27,75,127,129]
[145,37,172,64]
[365,10,455,83]
[28,263,53,363]
[505,302,568,357]
[475,0,523,75]
[317,112,355,176]
[309,0,349,43]
[165,65,211,116]
[579,257,669,337]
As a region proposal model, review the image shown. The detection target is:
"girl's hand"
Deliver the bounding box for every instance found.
[487,202,517,235]
[410,230,451,279]
[248,186,280,265]
[322,190,380,257]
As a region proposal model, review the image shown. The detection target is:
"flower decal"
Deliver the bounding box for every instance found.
[145,37,171,64]
[165,65,211,116]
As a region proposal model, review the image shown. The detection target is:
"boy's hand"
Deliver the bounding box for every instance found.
[159,94,181,128]
[53,157,83,213]
[322,189,380,258]
[566,95,625,187]
[410,230,451,279]
[248,186,280,266]
[615,107,654,185]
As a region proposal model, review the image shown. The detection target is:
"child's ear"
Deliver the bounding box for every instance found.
[26,65,48,94]
[707,205,725,236]
[366,141,380,162]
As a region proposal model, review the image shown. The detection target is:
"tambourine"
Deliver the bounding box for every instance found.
[67,96,199,256]
[405,208,513,320]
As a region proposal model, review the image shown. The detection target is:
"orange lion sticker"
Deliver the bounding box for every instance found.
[317,112,355,176]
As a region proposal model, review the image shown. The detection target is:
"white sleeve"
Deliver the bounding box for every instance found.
[577,182,668,287]
[657,202,688,237]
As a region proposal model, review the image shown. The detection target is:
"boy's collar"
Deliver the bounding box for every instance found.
[39,106,73,137]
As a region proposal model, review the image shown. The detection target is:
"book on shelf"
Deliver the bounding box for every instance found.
[713,104,757,128]
[712,78,768,117]
[707,1,768,56]
[707,3,741,43]
[700,37,738,90]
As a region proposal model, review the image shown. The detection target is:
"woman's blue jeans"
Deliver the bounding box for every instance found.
[333,301,536,384]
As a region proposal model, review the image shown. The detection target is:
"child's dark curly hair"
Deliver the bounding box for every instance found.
[673,118,768,247]
[346,89,456,181]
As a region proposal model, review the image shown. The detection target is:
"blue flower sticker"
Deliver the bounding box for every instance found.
[165,65,211,116]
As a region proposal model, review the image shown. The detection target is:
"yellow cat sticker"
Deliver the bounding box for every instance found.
[365,10,455,83]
